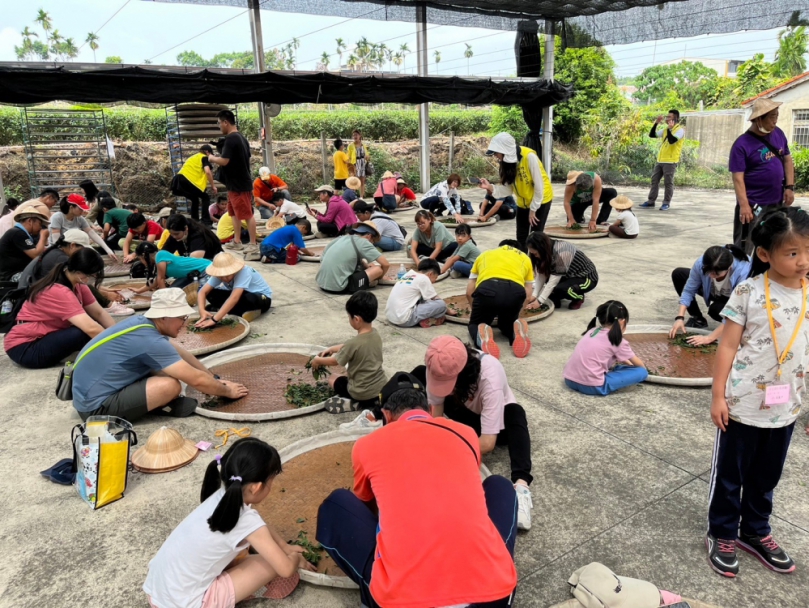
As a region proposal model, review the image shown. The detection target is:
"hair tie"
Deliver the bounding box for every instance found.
[215,454,222,465]
[229,476,242,482]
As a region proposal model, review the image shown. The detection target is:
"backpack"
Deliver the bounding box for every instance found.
[0,282,27,334]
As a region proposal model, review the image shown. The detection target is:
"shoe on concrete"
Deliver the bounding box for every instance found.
[449,269,463,279]
[314,231,326,239]
[242,310,262,323]
[324,396,356,414]
[737,533,796,573]
[244,250,261,262]
[639,201,655,208]
[225,241,244,251]
[515,483,533,531]
[339,409,383,433]
[685,316,709,329]
[660,203,671,211]
[512,319,531,358]
[568,295,585,310]
[161,396,199,418]
[106,302,135,316]
[705,533,739,578]
[477,323,500,359]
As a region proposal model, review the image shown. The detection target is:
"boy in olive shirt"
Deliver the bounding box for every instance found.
[310,292,387,430]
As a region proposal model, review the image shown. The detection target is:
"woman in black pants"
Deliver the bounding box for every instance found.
[525,232,598,311]
[408,210,458,265]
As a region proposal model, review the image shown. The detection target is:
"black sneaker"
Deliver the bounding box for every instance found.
[685,316,709,329]
[737,533,796,573]
[706,533,739,578]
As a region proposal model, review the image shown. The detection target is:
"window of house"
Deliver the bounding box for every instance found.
[793,110,809,147]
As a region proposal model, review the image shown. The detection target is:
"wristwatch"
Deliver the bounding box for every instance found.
[785,185,795,191]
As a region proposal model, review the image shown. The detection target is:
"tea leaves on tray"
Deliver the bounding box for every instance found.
[671,333,718,353]
[305,355,332,381]
[284,381,334,408]
[187,317,239,333]
[292,530,325,565]
[568,223,583,231]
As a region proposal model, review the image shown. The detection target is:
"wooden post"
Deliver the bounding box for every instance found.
[448,131,455,173]
[0,169,6,207]
[321,132,328,184]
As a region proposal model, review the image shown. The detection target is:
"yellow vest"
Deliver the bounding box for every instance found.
[178,153,209,192]
[513,147,553,209]
[657,124,685,163]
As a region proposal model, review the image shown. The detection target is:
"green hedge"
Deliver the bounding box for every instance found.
[0,107,492,145]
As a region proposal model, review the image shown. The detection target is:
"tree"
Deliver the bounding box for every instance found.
[105,55,123,63]
[464,43,473,74]
[85,32,100,63]
[176,50,213,67]
[633,61,719,108]
[434,50,441,66]
[347,54,359,71]
[35,9,52,38]
[336,38,346,70]
[392,51,403,72]
[320,51,330,71]
[773,25,808,77]
[400,43,410,72]
[734,53,780,100]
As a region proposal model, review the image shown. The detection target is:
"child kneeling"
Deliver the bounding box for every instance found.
[143,438,316,607]
[259,219,314,263]
[196,252,272,326]
[386,259,447,328]
[563,300,647,396]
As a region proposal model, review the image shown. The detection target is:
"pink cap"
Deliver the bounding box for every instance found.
[424,335,468,397]
[67,193,89,211]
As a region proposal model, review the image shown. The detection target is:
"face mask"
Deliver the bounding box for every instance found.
[757,119,772,134]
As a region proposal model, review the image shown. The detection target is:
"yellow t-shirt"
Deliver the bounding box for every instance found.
[470,245,534,289]
[333,150,350,180]
[157,229,170,250]
[216,212,249,241]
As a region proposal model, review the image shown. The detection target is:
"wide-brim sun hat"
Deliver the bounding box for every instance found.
[749,98,782,121]
[425,335,469,398]
[486,132,518,163]
[346,176,362,190]
[63,228,91,246]
[130,426,198,472]
[381,171,395,179]
[350,220,380,238]
[144,287,196,319]
[13,200,50,225]
[396,178,407,185]
[66,193,90,211]
[206,251,245,277]
[612,195,634,210]
[565,171,584,186]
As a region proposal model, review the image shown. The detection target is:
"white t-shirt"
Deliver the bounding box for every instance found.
[386,270,438,325]
[616,210,639,236]
[720,275,809,428]
[277,200,306,219]
[143,489,266,608]
[49,212,90,243]
[712,273,732,298]
[427,352,516,436]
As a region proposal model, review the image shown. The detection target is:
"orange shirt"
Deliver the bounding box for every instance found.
[252,176,288,206]
[352,409,516,607]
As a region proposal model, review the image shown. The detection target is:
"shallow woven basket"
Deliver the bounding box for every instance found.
[387,203,419,213]
[543,225,610,240]
[300,245,326,263]
[173,315,250,356]
[443,294,555,325]
[100,256,132,277]
[379,262,449,285]
[624,324,714,387]
[437,217,497,228]
[255,430,492,588]
[131,426,198,473]
[104,280,153,310]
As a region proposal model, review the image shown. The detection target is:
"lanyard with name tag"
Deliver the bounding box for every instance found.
[763,272,807,406]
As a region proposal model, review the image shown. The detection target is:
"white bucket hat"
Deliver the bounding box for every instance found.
[62,229,91,246]
[144,287,196,319]
[259,166,272,178]
[487,132,518,163]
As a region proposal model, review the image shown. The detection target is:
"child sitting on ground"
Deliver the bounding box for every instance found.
[259,219,315,263]
[440,224,481,278]
[143,438,316,608]
[386,259,448,328]
[216,211,250,244]
[563,300,648,396]
[208,195,228,224]
[608,195,639,239]
[274,199,307,224]
[195,252,272,324]
[310,291,388,430]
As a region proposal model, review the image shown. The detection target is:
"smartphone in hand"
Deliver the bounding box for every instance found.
[468,177,481,185]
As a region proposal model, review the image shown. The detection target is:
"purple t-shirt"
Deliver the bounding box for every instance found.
[728,128,789,206]
[563,328,636,387]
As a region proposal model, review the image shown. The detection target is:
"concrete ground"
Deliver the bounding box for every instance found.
[3,184,809,608]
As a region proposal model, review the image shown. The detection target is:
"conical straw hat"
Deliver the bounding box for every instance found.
[266,216,285,231]
[131,426,198,472]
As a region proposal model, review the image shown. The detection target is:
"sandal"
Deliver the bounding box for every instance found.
[324,396,356,414]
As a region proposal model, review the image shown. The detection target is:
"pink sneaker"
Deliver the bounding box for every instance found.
[107,302,135,316]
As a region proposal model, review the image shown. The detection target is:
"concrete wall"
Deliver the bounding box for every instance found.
[682,112,746,167]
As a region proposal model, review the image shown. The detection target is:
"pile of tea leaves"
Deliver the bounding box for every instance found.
[670,333,717,354]
[447,301,470,316]
[284,381,334,408]
[187,317,239,333]
[567,223,583,231]
[292,530,325,565]
[306,355,331,381]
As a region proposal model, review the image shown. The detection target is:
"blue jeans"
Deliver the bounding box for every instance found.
[453,260,473,277]
[317,475,517,608]
[259,243,286,262]
[564,365,648,396]
[377,236,403,252]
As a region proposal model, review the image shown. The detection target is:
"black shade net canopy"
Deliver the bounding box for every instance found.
[0,66,573,107]
[144,0,809,47]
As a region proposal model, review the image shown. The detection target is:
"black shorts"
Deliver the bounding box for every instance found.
[80,377,150,422]
[334,179,347,190]
[333,376,381,411]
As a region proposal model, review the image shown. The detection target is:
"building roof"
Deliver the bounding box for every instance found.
[742,71,809,106]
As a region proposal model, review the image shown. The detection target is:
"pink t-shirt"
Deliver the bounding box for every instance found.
[563,327,636,387]
[373,177,397,198]
[4,283,96,351]
[319,196,358,231]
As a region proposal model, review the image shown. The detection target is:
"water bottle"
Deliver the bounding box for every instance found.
[1,300,11,315]
[397,264,406,280]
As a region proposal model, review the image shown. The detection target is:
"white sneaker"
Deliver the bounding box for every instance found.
[106,302,135,316]
[449,269,462,279]
[339,409,382,433]
[515,483,533,531]
[225,241,244,251]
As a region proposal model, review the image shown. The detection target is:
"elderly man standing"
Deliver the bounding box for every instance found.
[252,166,291,219]
[729,98,794,251]
[639,109,685,211]
[71,288,248,423]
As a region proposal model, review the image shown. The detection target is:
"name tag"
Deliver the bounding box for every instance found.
[765,384,790,406]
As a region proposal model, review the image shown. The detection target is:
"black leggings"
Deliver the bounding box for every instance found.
[173,174,211,223]
[205,289,271,317]
[415,241,458,262]
[6,326,91,369]
[550,275,598,306]
[468,279,525,345]
[516,203,551,247]
[671,267,727,322]
[412,364,532,485]
[334,375,382,420]
[570,187,618,224]
[316,221,348,238]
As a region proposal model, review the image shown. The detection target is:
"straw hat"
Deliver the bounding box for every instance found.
[14,200,51,224]
[611,195,633,210]
[346,176,361,190]
[565,171,584,186]
[131,426,198,473]
[157,207,174,219]
[144,287,196,319]
[396,178,407,185]
[206,251,245,277]
[265,216,285,231]
[749,98,782,121]
[381,170,395,179]
[349,220,380,238]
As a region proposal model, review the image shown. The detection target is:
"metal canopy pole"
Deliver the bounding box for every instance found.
[416,3,430,193]
[541,20,554,173]
[249,0,274,171]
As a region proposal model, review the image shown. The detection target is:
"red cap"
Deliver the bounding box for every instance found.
[67,193,89,211]
[424,335,468,398]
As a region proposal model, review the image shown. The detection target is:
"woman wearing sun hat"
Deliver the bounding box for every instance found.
[480,132,553,246]
[373,171,400,212]
[343,176,362,204]
[195,252,272,327]
[49,193,119,261]
[607,195,639,239]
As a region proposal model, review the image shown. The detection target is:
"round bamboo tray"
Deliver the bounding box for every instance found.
[379,261,449,285]
[624,324,714,387]
[437,217,497,228]
[544,225,610,240]
[443,294,555,325]
[174,315,250,356]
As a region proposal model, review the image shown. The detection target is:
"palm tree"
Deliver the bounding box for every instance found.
[347,54,359,72]
[335,38,346,71]
[62,37,79,61]
[385,47,394,72]
[774,26,808,77]
[85,32,100,63]
[320,52,331,71]
[399,43,410,72]
[392,51,403,73]
[21,27,38,41]
[355,37,370,71]
[35,9,52,38]
[434,50,441,66]
[464,43,474,75]
[49,29,63,58]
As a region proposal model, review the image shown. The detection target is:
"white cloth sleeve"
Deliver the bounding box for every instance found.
[527,154,545,211]
[537,274,561,304]
[532,274,546,298]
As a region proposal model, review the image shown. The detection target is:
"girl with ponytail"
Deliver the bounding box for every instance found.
[563,300,648,396]
[144,438,316,608]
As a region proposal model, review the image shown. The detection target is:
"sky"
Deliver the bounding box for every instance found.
[0,0,787,79]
